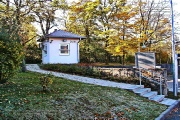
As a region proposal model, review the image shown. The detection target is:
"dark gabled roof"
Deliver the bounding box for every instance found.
[46,30,86,39]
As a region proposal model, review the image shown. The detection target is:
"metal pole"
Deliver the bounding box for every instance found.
[169,0,178,96]
[160,75,162,95]
[139,69,141,85]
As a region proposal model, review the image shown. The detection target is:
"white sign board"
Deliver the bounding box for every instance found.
[135,52,156,69]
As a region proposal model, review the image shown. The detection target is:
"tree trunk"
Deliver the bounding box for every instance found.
[122,53,125,65]
[21,58,27,72]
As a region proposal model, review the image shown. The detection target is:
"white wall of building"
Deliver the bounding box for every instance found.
[42,38,80,64]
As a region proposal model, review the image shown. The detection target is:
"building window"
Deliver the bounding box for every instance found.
[60,44,70,55]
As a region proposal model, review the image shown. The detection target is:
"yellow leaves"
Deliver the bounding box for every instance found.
[102,6,111,13]
[98,34,105,38]
[116,0,126,6]
[115,46,121,53]
[69,16,76,21]
[129,11,137,17]
[140,32,147,39]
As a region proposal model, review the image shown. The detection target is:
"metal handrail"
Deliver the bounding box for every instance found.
[138,67,167,95]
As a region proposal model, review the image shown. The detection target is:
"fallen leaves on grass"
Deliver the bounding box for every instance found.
[0,71,167,119]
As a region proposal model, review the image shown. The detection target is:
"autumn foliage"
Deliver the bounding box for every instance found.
[67,0,172,64]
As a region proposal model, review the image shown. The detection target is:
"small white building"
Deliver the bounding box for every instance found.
[40,30,85,64]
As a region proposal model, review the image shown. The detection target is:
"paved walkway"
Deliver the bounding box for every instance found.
[27,64,177,91]
[26,64,142,90]
[167,75,180,92]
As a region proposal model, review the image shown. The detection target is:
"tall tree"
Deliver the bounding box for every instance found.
[67,0,131,64]
[31,1,56,37]
[134,0,171,52]
[66,0,172,64]
[105,0,138,65]
[67,0,100,62]
[31,0,69,39]
[0,0,39,71]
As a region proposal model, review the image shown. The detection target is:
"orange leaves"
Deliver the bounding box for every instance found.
[116,111,125,117]
[115,5,137,21]
[115,12,130,20]
[94,110,127,120]
[72,6,84,13]
[160,18,169,24]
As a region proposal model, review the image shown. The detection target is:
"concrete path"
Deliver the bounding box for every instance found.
[26,64,142,90]
[167,77,180,92]
[26,64,177,106]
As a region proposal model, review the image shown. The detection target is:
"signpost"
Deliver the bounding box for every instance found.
[135,52,156,86]
[169,0,178,96]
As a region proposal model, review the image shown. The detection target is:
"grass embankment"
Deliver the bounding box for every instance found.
[0,71,167,119]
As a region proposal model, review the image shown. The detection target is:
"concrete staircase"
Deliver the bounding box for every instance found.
[125,85,177,106]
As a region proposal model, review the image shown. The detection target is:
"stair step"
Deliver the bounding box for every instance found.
[125,85,144,91]
[150,95,165,102]
[142,91,157,99]
[134,88,151,96]
[160,98,177,106]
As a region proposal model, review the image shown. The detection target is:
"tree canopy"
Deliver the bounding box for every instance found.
[0,0,177,65]
[66,0,173,64]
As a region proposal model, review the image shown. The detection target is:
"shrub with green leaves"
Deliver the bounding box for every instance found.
[0,29,24,84]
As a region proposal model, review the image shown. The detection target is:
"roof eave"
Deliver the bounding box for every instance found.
[47,36,86,39]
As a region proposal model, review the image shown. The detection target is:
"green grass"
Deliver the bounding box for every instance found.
[0,71,167,119]
[167,91,180,100]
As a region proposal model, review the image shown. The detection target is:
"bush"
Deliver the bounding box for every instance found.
[39,73,53,92]
[39,64,98,76]
[25,43,41,64]
[125,55,135,64]
[0,29,24,84]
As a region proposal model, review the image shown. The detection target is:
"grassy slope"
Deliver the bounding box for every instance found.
[0,71,167,119]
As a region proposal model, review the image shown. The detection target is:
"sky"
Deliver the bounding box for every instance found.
[172,0,180,19]
[168,0,180,37]
[173,0,180,11]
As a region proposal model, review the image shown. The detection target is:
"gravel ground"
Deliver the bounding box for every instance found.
[167,75,180,92]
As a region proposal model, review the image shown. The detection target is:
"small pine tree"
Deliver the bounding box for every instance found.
[39,74,53,92]
[0,27,24,84]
